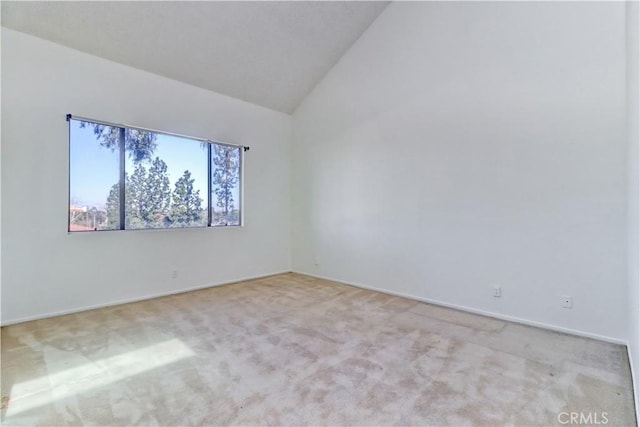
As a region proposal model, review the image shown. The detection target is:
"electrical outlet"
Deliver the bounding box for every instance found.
[493,286,502,298]
[561,295,573,309]
[172,270,178,279]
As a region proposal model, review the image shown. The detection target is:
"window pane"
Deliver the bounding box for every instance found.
[69,119,121,231]
[211,144,241,226]
[125,130,208,229]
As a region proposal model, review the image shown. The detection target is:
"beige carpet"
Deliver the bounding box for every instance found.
[1,273,637,426]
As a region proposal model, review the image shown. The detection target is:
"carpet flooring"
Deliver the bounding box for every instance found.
[1,273,637,426]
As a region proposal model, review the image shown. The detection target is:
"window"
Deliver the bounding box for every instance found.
[68,115,245,232]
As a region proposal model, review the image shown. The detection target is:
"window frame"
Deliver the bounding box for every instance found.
[67,114,247,233]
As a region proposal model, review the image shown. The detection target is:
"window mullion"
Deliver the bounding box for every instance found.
[119,127,126,230]
[208,143,212,227]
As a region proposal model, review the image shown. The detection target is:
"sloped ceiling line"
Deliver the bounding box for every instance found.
[1,1,389,113]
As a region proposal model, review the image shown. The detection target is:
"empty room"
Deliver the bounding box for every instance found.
[1,1,639,425]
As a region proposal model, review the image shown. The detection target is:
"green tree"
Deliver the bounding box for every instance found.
[123,158,170,228]
[106,182,120,229]
[169,170,204,226]
[212,145,240,222]
[145,157,171,223]
[127,163,147,227]
[106,173,137,230]
[80,122,158,163]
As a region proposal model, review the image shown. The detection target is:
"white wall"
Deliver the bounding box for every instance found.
[626,0,640,418]
[1,28,291,324]
[291,2,628,342]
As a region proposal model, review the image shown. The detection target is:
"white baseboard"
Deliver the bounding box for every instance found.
[6,268,627,346]
[296,270,627,345]
[0,270,291,326]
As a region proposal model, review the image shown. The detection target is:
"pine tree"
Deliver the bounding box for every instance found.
[106,173,137,229]
[169,170,204,226]
[105,182,120,229]
[127,163,148,227]
[145,157,171,224]
[212,145,240,224]
[104,159,172,229]
[124,159,170,228]
[80,122,158,163]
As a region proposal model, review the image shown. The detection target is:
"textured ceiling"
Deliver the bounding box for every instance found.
[1,1,388,113]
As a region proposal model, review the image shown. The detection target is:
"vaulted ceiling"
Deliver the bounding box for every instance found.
[1,1,388,113]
